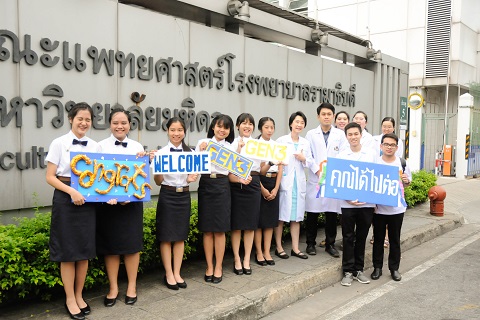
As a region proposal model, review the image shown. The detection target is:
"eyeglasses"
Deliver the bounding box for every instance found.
[382,143,397,148]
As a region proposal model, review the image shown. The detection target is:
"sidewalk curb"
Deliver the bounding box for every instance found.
[187,212,464,320]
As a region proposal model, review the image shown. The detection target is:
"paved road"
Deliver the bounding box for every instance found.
[263,223,480,320]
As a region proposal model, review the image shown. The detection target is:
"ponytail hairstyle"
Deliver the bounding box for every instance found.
[257,116,275,139]
[166,117,191,151]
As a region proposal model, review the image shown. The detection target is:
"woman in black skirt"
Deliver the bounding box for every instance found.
[195,114,235,283]
[96,109,148,306]
[254,117,283,266]
[154,117,198,290]
[45,103,98,320]
[230,113,260,275]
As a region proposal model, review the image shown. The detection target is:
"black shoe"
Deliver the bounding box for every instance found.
[177,281,187,289]
[266,259,275,266]
[204,274,213,282]
[234,261,244,275]
[212,275,223,283]
[103,296,117,307]
[65,303,85,320]
[79,303,90,315]
[390,270,402,281]
[164,275,179,290]
[291,250,308,259]
[125,296,137,305]
[274,249,289,259]
[325,245,340,258]
[371,268,382,280]
[255,257,267,266]
[306,244,317,255]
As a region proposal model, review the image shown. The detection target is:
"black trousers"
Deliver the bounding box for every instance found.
[372,212,404,271]
[341,207,374,273]
[306,211,338,246]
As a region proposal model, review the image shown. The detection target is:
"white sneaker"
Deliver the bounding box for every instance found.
[341,272,353,286]
[354,271,371,284]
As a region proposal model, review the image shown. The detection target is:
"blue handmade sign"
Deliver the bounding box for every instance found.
[206,141,253,179]
[151,151,211,174]
[321,157,401,206]
[70,152,151,202]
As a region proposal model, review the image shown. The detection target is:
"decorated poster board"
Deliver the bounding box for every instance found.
[70,152,151,202]
[320,157,402,206]
[206,141,253,179]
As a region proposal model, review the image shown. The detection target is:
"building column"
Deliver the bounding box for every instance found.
[455,93,474,178]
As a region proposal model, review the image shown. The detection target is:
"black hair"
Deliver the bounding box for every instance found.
[68,102,93,121]
[317,102,335,115]
[334,111,350,122]
[166,117,191,151]
[207,114,235,143]
[236,113,255,129]
[288,111,307,131]
[353,111,368,123]
[381,133,399,144]
[256,117,276,139]
[109,108,131,124]
[344,122,362,135]
[381,116,396,127]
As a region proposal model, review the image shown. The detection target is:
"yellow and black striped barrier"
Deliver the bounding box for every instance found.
[405,130,409,159]
[465,134,470,160]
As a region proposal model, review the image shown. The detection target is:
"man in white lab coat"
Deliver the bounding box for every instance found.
[305,103,347,257]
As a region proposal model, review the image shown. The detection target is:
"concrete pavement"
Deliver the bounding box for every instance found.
[1,177,477,320]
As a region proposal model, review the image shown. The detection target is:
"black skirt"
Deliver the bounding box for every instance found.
[259,175,280,228]
[230,175,261,230]
[198,176,231,232]
[96,201,144,255]
[156,188,191,242]
[50,185,97,262]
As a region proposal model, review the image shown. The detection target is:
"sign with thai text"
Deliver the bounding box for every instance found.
[206,141,253,179]
[241,139,289,164]
[70,152,151,202]
[321,157,401,206]
[151,151,211,174]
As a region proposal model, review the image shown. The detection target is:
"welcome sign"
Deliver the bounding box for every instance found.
[151,152,211,175]
[241,139,289,164]
[206,141,253,179]
[321,157,401,206]
[70,152,151,202]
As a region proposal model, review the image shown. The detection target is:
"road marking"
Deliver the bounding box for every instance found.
[324,231,480,320]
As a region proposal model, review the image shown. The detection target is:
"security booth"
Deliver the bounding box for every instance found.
[0,0,409,221]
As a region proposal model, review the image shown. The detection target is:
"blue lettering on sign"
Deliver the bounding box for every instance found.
[152,152,211,174]
[206,141,253,179]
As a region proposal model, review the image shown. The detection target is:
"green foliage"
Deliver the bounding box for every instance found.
[0,201,202,305]
[404,170,437,207]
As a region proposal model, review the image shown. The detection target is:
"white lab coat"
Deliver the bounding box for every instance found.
[305,125,348,213]
[277,134,316,222]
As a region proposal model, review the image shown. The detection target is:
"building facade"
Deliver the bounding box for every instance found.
[0,0,408,221]
[295,0,480,174]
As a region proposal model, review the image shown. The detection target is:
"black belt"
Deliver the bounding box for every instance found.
[161,185,189,192]
[57,176,71,182]
[250,171,260,176]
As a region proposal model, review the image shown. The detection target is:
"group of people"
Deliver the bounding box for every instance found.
[46,102,411,320]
